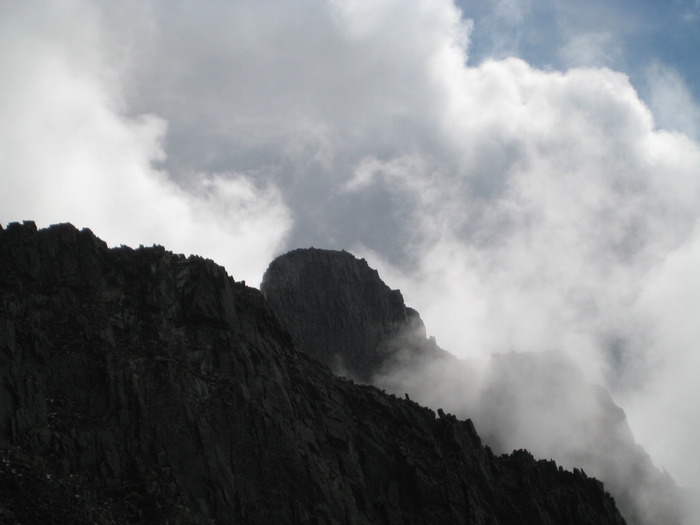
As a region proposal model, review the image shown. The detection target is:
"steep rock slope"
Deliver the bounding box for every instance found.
[262,248,683,525]
[261,248,448,381]
[0,222,626,524]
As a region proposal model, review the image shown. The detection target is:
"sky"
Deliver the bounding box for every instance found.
[1,0,699,499]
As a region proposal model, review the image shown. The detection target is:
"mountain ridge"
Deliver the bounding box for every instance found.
[1,221,626,524]
[262,247,684,525]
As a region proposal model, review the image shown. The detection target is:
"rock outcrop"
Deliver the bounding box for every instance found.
[261,248,448,381]
[262,248,684,525]
[0,222,626,524]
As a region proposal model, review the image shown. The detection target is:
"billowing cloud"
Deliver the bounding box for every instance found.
[0,2,291,284]
[627,224,700,488]
[353,57,700,494]
[2,0,699,513]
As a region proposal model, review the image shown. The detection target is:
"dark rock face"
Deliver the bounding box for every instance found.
[0,222,627,524]
[261,248,448,381]
[262,248,684,525]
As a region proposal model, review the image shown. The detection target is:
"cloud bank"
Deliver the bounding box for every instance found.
[1,0,699,509]
[0,2,291,284]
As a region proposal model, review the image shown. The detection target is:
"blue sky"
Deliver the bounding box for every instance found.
[462,0,699,79]
[460,0,700,136]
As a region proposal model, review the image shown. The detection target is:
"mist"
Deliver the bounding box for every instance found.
[372,337,686,523]
[2,1,699,522]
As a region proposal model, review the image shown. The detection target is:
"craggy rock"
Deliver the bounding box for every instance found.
[262,248,684,525]
[261,248,448,381]
[1,222,626,524]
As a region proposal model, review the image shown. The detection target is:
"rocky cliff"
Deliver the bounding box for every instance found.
[261,248,449,382]
[262,248,684,525]
[0,222,627,524]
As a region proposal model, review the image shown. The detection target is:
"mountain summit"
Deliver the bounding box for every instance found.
[261,248,448,381]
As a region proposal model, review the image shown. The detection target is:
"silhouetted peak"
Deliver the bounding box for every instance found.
[261,247,442,381]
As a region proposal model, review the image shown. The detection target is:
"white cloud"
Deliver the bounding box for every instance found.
[627,222,700,487]
[0,1,291,284]
[339,16,700,494]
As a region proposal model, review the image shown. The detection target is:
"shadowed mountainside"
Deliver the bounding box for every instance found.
[261,248,449,382]
[261,247,684,525]
[0,222,627,524]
